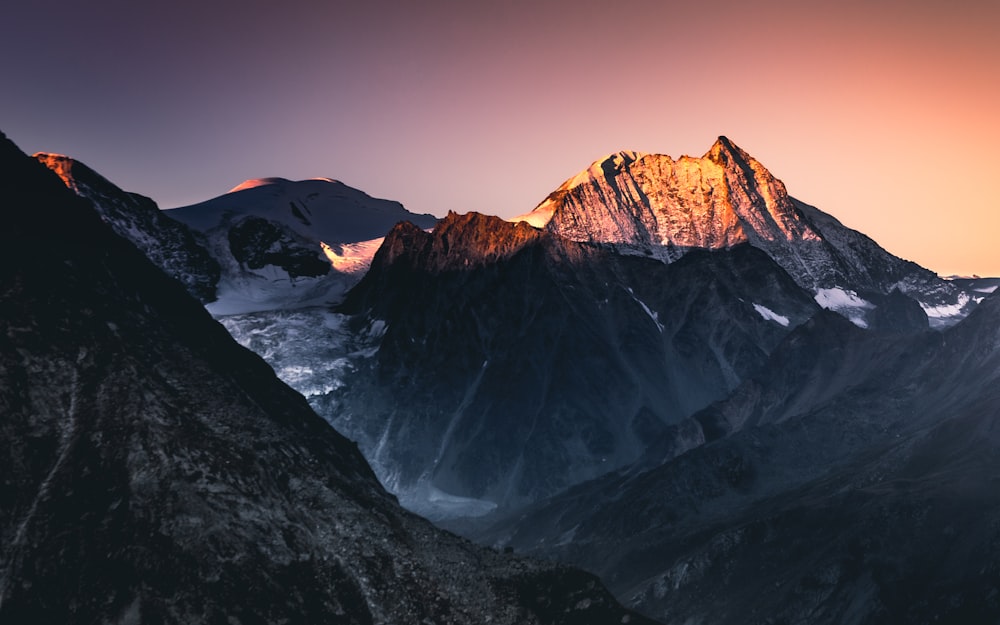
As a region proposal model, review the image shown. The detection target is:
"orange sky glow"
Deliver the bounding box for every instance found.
[4,0,998,276]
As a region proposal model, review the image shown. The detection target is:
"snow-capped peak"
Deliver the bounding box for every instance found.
[510,137,816,253]
[227,177,293,193]
[511,150,648,228]
[562,150,648,191]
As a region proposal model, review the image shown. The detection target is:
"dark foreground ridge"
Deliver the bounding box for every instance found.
[0,131,656,624]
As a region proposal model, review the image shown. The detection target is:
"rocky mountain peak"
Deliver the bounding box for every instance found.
[34,152,111,197]
[510,138,975,326]
[512,137,819,258]
[34,151,222,303]
[375,210,547,274]
[704,135,752,165]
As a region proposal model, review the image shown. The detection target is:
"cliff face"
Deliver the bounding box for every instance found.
[0,133,655,625]
[36,152,221,302]
[516,137,972,327]
[520,139,819,255]
[485,290,1000,625]
[334,211,819,514]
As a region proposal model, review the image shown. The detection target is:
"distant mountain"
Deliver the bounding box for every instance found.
[327,211,820,516]
[35,153,220,302]
[0,132,655,624]
[483,289,1000,623]
[165,177,438,314]
[514,137,981,328]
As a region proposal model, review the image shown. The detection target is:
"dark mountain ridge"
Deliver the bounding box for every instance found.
[482,286,1000,623]
[333,210,820,514]
[35,152,221,302]
[0,132,654,624]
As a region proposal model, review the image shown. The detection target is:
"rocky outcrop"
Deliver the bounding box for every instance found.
[516,137,976,327]
[334,211,819,515]
[36,153,221,302]
[1,132,656,625]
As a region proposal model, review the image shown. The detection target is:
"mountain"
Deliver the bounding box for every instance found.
[165,177,438,314]
[482,288,1000,623]
[324,211,820,517]
[514,137,981,328]
[0,132,656,625]
[35,153,221,302]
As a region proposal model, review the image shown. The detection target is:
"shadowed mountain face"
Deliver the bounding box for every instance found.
[0,133,657,625]
[484,294,1000,624]
[332,211,820,515]
[36,153,221,302]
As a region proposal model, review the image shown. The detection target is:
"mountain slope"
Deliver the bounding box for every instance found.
[485,289,1000,623]
[515,137,977,327]
[0,132,654,625]
[165,177,438,314]
[36,153,221,302]
[329,211,819,516]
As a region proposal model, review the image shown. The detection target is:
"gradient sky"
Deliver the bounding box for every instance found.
[4,0,998,276]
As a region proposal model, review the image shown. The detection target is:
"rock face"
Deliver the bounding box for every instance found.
[35,153,221,302]
[0,132,656,625]
[515,137,978,328]
[484,290,1000,624]
[332,211,819,515]
[165,177,439,315]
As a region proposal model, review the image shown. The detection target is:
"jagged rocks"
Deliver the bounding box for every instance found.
[1,131,656,625]
[515,137,978,328]
[36,153,221,302]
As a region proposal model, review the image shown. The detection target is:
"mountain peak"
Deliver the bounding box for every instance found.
[512,137,814,255]
[704,135,753,165]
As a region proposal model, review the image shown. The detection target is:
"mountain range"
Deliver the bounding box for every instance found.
[165,177,437,315]
[19,133,1000,623]
[1,132,653,623]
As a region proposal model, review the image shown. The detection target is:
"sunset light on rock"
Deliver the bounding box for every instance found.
[4,2,1000,624]
[3,0,997,276]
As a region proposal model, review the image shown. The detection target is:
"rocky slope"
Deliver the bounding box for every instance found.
[36,153,221,302]
[330,211,820,516]
[0,131,655,625]
[165,177,438,314]
[515,137,979,328]
[482,289,1000,623]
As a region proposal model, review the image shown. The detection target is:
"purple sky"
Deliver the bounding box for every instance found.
[5,0,999,276]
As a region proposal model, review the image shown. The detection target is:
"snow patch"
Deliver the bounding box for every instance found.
[320,237,384,275]
[510,203,555,228]
[752,303,790,326]
[814,287,873,310]
[920,292,972,319]
[814,287,873,329]
[227,177,290,193]
[626,287,664,332]
[975,285,998,294]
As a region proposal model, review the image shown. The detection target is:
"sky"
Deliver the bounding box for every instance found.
[4,0,999,276]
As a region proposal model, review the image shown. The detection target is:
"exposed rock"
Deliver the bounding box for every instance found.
[483,290,1000,624]
[0,131,656,625]
[515,137,978,328]
[35,153,221,302]
[332,211,818,515]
